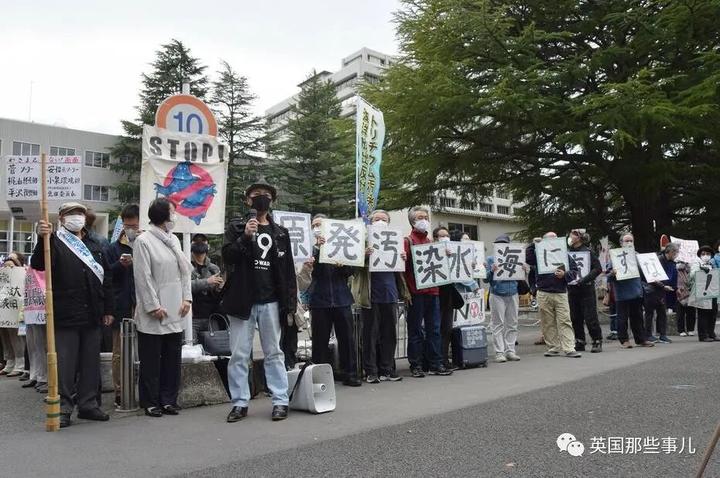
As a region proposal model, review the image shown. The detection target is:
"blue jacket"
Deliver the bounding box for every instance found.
[107,239,135,325]
[712,253,720,270]
[308,246,355,309]
[486,256,519,296]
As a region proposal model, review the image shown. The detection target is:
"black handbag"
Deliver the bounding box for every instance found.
[199,314,231,356]
[517,279,531,296]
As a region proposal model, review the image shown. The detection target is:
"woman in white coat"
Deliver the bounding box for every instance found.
[133,198,192,417]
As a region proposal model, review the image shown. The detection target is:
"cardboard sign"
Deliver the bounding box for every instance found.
[23,268,46,325]
[453,292,485,327]
[368,226,404,272]
[0,267,26,328]
[536,237,569,275]
[319,219,366,267]
[569,251,591,279]
[469,241,486,279]
[273,211,312,263]
[637,253,669,282]
[693,269,720,299]
[493,243,526,281]
[670,236,700,265]
[446,241,475,283]
[412,242,450,289]
[610,247,640,281]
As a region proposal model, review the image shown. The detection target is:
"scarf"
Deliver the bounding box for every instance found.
[146,225,192,280]
[56,227,104,283]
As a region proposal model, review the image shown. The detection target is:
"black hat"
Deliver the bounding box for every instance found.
[244,181,277,200]
[698,245,713,257]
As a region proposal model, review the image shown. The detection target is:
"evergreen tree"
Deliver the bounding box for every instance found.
[210,60,265,220]
[110,39,208,205]
[268,72,355,218]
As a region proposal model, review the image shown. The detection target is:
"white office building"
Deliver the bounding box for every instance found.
[0,118,123,256]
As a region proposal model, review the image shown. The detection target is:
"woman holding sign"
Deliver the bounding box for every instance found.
[689,246,717,343]
[0,253,27,378]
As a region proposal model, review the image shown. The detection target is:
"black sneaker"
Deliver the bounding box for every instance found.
[379,373,403,382]
[343,377,362,387]
[271,405,289,421]
[22,379,38,388]
[365,375,380,384]
[226,406,248,423]
[606,332,618,341]
[145,407,163,418]
[591,341,603,353]
[162,405,180,415]
[410,368,425,378]
[59,414,71,429]
[78,408,110,421]
[428,366,453,376]
[575,342,586,352]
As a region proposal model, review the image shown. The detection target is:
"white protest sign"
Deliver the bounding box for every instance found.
[610,247,640,281]
[446,241,475,283]
[569,251,591,279]
[469,241,486,279]
[140,125,228,234]
[694,269,720,300]
[319,219,366,267]
[368,226,404,272]
[637,253,669,282]
[670,236,700,265]
[23,268,46,325]
[412,242,451,289]
[0,267,26,328]
[493,243,526,281]
[536,237,569,275]
[599,236,610,270]
[273,211,312,262]
[453,292,485,327]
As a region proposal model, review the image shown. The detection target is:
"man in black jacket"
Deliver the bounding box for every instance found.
[32,202,115,428]
[567,230,603,353]
[222,182,297,423]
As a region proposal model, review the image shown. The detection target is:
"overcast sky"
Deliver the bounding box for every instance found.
[1,0,401,135]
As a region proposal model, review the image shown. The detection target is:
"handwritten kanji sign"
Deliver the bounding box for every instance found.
[536,237,569,275]
[569,251,591,279]
[368,225,404,272]
[670,236,700,265]
[446,242,475,283]
[469,241,486,279]
[453,292,485,326]
[319,219,366,267]
[412,242,451,289]
[23,268,46,325]
[637,253,669,282]
[693,269,720,299]
[0,267,25,328]
[493,243,526,281]
[610,247,640,281]
[273,210,312,262]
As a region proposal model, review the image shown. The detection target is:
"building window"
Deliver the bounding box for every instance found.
[495,189,510,200]
[335,74,358,91]
[0,220,9,257]
[497,205,511,215]
[50,146,76,156]
[448,222,478,240]
[84,185,110,202]
[439,197,457,208]
[12,221,33,255]
[85,151,110,168]
[12,141,40,156]
[479,202,494,213]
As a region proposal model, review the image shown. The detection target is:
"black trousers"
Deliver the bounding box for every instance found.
[280,322,298,370]
[697,307,717,340]
[439,296,454,367]
[616,298,646,345]
[568,287,603,343]
[643,294,668,337]
[311,307,357,379]
[137,331,182,409]
[676,303,696,333]
[361,303,397,376]
[56,325,102,415]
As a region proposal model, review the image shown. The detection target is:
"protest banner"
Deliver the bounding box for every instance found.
[610,247,640,280]
[355,97,385,223]
[368,225,404,272]
[412,242,451,289]
[493,243,526,281]
[0,267,25,328]
[637,253,669,282]
[569,251,591,279]
[140,125,228,234]
[23,268,46,325]
[469,241,486,279]
[670,236,700,265]
[446,241,475,283]
[273,210,312,262]
[536,237,569,275]
[319,219,366,267]
[453,292,485,327]
[693,269,720,300]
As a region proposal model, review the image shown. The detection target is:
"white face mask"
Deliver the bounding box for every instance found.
[438,237,450,243]
[414,219,430,233]
[622,241,634,248]
[63,214,85,233]
[312,227,322,238]
[125,228,138,242]
[372,220,388,228]
[567,237,574,247]
[701,255,711,263]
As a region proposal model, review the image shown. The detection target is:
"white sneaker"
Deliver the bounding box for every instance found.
[495,353,507,363]
[680,332,687,337]
[505,351,521,361]
[688,331,696,336]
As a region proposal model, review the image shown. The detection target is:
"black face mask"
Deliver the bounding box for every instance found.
[191,243,209,255]
[251,195,272,212]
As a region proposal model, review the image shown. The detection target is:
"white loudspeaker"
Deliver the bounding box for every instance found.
[287,363,336,414]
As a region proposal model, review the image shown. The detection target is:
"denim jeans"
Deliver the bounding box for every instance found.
[227,302,288,408]
[406,294,442,370]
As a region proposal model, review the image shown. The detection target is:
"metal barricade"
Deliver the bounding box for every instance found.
[118,318,139,412]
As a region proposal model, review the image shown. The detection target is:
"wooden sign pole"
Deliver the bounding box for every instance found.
[40,152,60,432]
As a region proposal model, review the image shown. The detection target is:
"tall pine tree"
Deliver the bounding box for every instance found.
[268,72,355,218]
[210,60,265,220]
[110,39,208,205]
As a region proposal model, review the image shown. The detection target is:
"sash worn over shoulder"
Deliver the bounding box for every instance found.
[56,228,104,283]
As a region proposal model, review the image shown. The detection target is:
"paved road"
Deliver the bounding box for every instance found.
[1,325,718,478]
